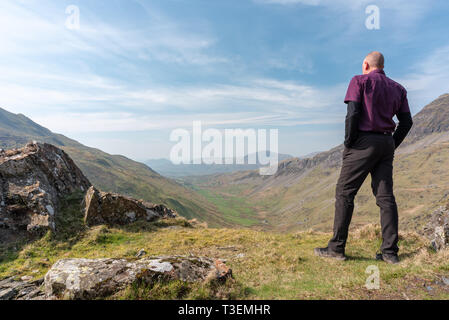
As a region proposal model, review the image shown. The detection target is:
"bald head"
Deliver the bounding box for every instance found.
[362,51,384,74]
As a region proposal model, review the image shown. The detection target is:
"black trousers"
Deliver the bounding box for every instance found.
[327,133,399,255]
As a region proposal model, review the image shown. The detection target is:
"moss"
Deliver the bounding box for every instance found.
[119,280,192,300]
[53,191,87,243]
[117,276,246,300]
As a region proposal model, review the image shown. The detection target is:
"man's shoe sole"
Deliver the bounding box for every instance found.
[314,248,347,261]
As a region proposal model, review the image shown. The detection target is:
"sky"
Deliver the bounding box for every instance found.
[1,0,449,161]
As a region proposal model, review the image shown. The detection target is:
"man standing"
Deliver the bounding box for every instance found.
[314,52,413,264]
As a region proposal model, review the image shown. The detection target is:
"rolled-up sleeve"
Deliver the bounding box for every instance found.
[344,76,362,104]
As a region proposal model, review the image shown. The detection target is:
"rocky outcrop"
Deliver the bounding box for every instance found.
[44,256,232,299]
[0,277,45,300]
[275,144,344,176]
[403,93,449,146]
[0,142,91,234]
[424,200,449,251]
[83,186,176,226]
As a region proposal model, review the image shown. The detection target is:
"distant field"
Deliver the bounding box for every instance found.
[183,136,449,233]
[191,185,260,227]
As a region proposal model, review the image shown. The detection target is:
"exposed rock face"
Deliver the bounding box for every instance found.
[0,277,45,300]
[0,142,91,235]
[44,256,232,299]
[424,200,449,251]
[403,93,449,146]
[275,144,344,176]
[83,186,177,226]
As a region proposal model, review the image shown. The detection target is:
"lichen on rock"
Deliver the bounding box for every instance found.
[82,186,177,227]
[424,199,449,251]
[44,256,232,299]
[0,142,91,235]
[0,276,45,300]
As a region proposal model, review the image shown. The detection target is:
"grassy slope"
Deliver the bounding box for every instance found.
[0,107,231,227]
[264,135,449,232]
[1,193,448,300]
[59,143,227,225]
[186,94,449,232]
[189,136,449,232]
[190,185,260,227]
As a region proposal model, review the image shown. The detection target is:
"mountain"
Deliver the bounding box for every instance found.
[404,93,449,145]
[145,153,294,177]
[187,94,449,232]
[0,107,230,227]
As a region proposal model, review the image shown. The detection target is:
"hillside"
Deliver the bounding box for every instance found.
[1,131,448,300]
[0,107,229,227]
[1,199,448,299]
[404,93,449,145]
[185,94,449,232]
[1,101,449,301]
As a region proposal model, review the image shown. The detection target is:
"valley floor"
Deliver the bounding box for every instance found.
[1,217,449,300]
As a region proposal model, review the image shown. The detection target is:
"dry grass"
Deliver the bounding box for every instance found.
[190,139,449,234]
[1,217,448,300]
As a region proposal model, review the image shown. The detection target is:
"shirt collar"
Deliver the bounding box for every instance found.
[371,69,386,75]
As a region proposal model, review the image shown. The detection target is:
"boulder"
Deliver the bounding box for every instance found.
[44,256,232,299]
[83,186,176,226]
[0,276,45,300]
[0,142,91,234]
[424,200,449,251]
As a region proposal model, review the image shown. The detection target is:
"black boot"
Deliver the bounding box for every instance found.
[314,247,347,261]
[376,252,399,264]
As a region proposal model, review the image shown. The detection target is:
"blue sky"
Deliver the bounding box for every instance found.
[1,0,449,160]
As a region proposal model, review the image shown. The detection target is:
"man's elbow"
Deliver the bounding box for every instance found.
[406,118,413,130]
[397,112,413,130]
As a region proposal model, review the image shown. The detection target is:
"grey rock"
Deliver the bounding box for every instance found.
[442,277,449,286]
[135,249,147,258]
[0,277,15,287]
[18,288,45,300]
[424,201,449,251]
[0,277,44,300]
[83,186,177,227]
[0,287,17,300]
[0,142,91,235]
[21,275,33,282]
[44,256,232,300]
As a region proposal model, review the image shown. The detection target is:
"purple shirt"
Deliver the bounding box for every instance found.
[344,69,410,133]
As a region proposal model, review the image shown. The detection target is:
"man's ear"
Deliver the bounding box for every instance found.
[363,61,369,71]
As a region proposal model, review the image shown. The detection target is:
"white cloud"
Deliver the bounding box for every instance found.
[16,77,344,134]
[254,0,432,27]
[2,0,442,160]
[398,45,449,111]
[254,0,321,5]
[0,0,226,66]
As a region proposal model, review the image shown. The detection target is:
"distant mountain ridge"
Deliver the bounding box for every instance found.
[0,110,66,148]
[145,153,294,177]
[0,107,229,226]
[3,92,448,231]
[189,93,449,232]
[269,93,449,178]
